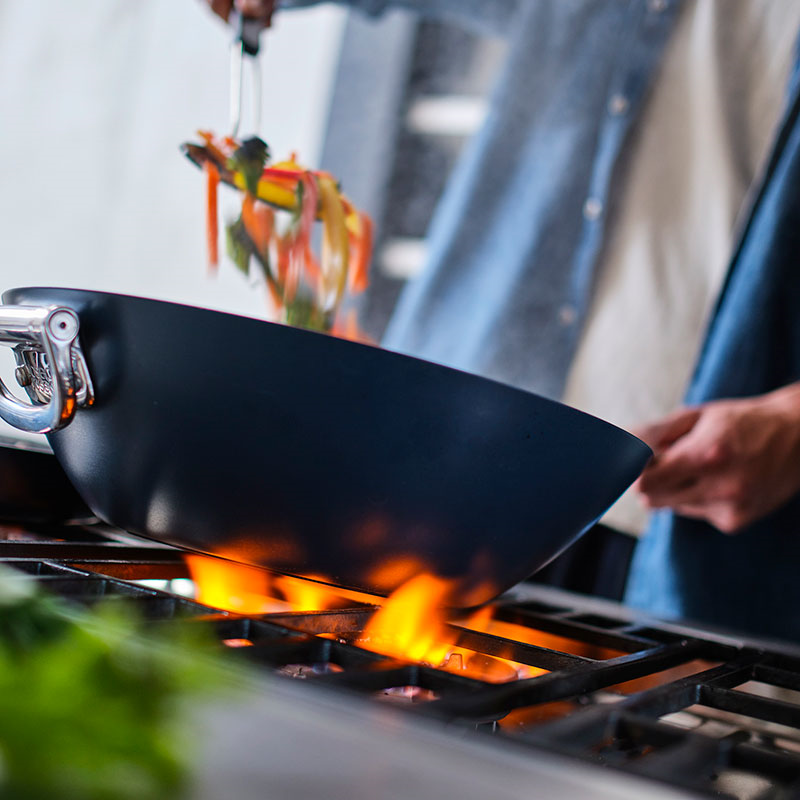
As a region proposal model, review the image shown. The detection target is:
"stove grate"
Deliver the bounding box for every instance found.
[4,525,800,799]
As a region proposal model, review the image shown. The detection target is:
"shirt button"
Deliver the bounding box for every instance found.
[648,0,668,12]
[558,304,577,326]
[583,197,603,220]
[608,94,629,115]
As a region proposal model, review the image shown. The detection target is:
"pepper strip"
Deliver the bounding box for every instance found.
[241,195,274,258]
[317,175,350,310]
[204,161,220,269]
[231,172,299,212]
[348,211,373,293]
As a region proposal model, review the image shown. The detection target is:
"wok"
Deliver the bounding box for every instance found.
[0,287,651,606]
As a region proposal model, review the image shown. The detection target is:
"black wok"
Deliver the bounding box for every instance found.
[0,288,651,606]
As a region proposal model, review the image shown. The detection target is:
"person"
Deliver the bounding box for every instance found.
[207,0,800,640]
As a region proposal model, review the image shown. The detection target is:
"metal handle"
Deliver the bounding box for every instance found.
[0,305,94,434]
[229,11,266,138]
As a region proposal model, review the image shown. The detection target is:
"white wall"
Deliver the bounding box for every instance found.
[0,0,346,441]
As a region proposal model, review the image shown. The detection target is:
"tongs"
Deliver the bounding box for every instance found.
[229,5,273,137]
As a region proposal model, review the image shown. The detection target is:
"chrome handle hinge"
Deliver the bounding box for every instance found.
[0,305,94,434]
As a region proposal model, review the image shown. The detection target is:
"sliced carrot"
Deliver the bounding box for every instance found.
[299,173,318,236]
[304,241,321,285]
[348,211,373,293]
[192,131,374,335]
[204,161,220,270]
[197,130,232,166]
[241,194,274,256]
[265,275,283,308]
[284,244,300,303]
[276,233,291,283]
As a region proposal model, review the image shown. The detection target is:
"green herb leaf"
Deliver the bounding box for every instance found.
[0,566,236,800]
[228,137,269,196]
[284,295,331,332]
[225,216,253,275]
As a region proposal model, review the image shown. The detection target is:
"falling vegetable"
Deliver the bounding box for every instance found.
[182,132,374,340]
[204,161,220,269]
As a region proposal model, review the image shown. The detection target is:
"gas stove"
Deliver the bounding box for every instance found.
[3,521,800,799]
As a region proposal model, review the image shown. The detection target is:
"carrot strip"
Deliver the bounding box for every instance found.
[265,276,283,308]
[291,172,319,292]
[204,161,220,270]
[262,167,304,182]
[197,130,232,166]
[304,242,321,285]
[284,244,300,303]
[241,194,274,256]
[299,173,318,239]
[190,131,374,334]
[276,234,291,283]
[348,211,373,293]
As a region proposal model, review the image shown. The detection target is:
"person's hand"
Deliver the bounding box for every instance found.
[206,0,275,26]
[633,383,800,533]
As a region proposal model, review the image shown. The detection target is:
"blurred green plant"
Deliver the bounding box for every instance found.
[0,567,234,800]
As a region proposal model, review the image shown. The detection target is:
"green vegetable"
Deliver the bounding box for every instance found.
[228,137,269,197]
[284,294,331,332]
[0,567,232,800]
[225,216,254,276]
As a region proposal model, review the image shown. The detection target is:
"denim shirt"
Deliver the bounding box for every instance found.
[625,59,800,641]
[288,0,800,640]
[286,2,680,397]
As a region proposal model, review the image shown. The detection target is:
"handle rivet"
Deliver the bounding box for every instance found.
[46,310,79,342]
[14,366,32,387]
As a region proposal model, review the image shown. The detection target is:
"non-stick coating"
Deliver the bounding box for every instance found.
[4,288,651,606]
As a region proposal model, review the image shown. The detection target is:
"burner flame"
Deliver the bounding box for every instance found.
[360,573,454,664]
[184,554,545,683]
[185,555,346,613]
[185,554,278,613]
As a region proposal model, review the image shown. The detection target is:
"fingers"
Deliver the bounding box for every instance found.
[235,0,276,23]
[208,0,235,22]
[633,390,800,534]
[640,476,702,509]
[672,502,750,534]
[205,0,275,25]
[642,469,746,508]
[638,435,727,496]
[637,431,753,533]
[641,472,753,533]
[633,406,702,453]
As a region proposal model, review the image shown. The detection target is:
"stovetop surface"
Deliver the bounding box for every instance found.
[3,521,800,800]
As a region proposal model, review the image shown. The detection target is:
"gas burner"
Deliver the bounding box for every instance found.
[4,522,800,799]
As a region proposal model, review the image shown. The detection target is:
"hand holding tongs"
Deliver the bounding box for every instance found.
[225,0,276,137]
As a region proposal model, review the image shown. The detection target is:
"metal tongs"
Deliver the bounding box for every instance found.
[229,5,273,137]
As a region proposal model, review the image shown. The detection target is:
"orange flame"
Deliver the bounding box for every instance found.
[274,573,337,611]
[360,573,455,664]
[185,554,282,614]
[185,555,360,613]
[358,573,547,683]
[184,554,546,684]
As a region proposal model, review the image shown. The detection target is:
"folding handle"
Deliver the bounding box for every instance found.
[0,305,94,434]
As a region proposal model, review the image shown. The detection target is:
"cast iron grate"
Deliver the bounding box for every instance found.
[3,523,800,799]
